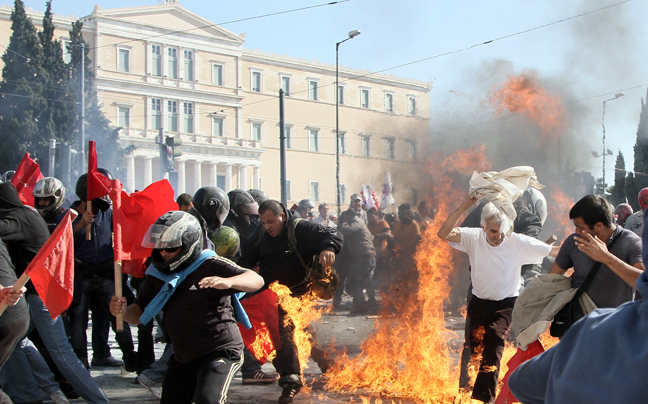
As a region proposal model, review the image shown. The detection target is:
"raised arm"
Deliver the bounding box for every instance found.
[437,193,478,243]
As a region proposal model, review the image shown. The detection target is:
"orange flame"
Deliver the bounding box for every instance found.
[489,71,567,139]
[546,185,575,242]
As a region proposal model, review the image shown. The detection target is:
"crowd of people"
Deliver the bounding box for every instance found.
[0,166,644,404]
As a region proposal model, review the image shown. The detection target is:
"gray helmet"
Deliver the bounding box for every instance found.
[143,211,203,274]
[228,189,259,217]
[33,177,66,216]
[298,199,315,210]
[1,171,15,183]
[247,188,268,206]
[193,186,229,230]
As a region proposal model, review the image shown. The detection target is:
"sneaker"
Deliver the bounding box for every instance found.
[278,385,300,404]
[138,373,163,399]
[91,356,124,368]
[49,390,70,404]
[242,371,278,385]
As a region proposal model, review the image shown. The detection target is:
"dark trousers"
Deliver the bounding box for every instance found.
[161,350,242,404]
[460,294,515,403]
[345,255,376,309]
[68,277,135,367]
[0,315,30,404]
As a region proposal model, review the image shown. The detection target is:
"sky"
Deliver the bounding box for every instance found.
[20,0,648,184]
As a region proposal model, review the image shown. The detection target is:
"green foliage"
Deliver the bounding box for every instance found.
[633,88,648,192]
[610,151,626,206]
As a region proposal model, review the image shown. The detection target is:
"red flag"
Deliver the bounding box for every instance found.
[110,179,179,262]
[494,339,545,404]
[11,152,44,206]
[86,141,111,200]
[25,209,77,319]
[238,289,281,364]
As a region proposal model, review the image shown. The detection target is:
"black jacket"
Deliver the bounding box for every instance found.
[0,183,50,293]
[239,207,343,296]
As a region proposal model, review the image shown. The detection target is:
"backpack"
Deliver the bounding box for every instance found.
[287,218,340,300]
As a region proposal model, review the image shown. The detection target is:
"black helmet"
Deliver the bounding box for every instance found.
[33,177,66,216]
[247,189,268,206]
[193,186,229,230]
[228,189,259,217]
[75,168,114,200]
[142,211,203,274]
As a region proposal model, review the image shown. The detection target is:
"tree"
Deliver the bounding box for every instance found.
[0,0,47,171]
[633,88,648,193]
[610,151,627,206]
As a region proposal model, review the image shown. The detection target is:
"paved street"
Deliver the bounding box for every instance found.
[55,300,465,404]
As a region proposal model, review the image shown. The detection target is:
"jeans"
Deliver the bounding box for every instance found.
[0,314,30,404]
[1,293,109,404]
[68,277,135,366]
[141,343,174,383]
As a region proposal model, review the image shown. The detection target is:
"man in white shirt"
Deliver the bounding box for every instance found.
[312,203,336,228]
[437,193,558,403]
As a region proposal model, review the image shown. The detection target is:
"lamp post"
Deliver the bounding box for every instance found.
[600,92,624,194]
[336,29,361,218]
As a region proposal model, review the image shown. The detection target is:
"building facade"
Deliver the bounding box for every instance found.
[0,2,432,209]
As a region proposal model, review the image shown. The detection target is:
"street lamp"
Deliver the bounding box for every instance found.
[600,92,624,194]
[336,29,361,217]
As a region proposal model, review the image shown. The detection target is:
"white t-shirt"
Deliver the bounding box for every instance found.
[449,227,552,301]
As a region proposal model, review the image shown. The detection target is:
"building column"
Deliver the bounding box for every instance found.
[126,155,135,193]
[252,166,260,190]
[238,165,247,189]
[193,161,202,194]
[143,157,153,188]
[209,163,218,186]
[224,164,232,192]
[177,160,186,195]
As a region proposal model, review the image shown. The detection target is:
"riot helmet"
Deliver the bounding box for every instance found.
[192,186,229,231]
[75,168,114,211]
[247,188,268,206]
[228,189,259,217]
[614,203,633,226]
[33,177,66,216]
[296,198,315,218]
[142,211,203,274]
[1,171,15,183]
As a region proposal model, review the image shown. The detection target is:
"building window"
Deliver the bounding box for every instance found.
[309,181,320,202]
[338,132,346,154]
[308,129,319,152]
[251,71,261,92]
[281,76,291,96]
[118,48,130,72]
[385,92,394,113]
[286,179,292,200]
[251,123,262,141]
[167,47,178,79]
[339,184,347,205]
[217,175,225,190]
[408,95,417,116]
[407,140,418,160]
[337,84,345,105]
[213,117,224,137]
[284,126,292,149]
[384,138,395,160]
[151,44,162,76]
[361,135,371,157]
[308,80,318,101]
[184,50,194,81]
[167,101,178,132]
[183,102,193,133]
[151,98,162,130]
[212,64,223,86]
[117,106,130,128]
[361,88,370,109]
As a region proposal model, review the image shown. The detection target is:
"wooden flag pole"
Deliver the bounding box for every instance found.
[114,259,124,332]
[85,200,92,240]
[0,272,30,317]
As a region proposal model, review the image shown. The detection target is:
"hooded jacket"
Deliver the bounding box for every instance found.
[0,183,50,293]
[239,206,343,296]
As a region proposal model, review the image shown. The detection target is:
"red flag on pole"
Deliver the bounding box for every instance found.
[11,152,44,206]
[24,209,77,319]
[86,141,111,200]
[110,179,179,263]
[494,339,545,404]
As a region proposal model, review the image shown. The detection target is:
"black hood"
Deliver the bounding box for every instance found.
[0,183,24,210]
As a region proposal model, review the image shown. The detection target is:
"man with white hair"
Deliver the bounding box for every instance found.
[437,193,558,403]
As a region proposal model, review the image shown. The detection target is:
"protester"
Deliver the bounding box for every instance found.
[295,199,315,220]
[624,187,648,236]
[614,202,633,227]
[367,207,392,297]
[239,200,343,404]
[176,193,193,212]
[313,203,336,228]
[391,203,421,288]
[348,193,367,224]
[247,188,269,206]
[110,211,264,404]
[33,177,67,232]
[64,171,136,370]
[549,195,643,310]
[508,209,648,403]
[0,182,109,404]
[437,194,557,403]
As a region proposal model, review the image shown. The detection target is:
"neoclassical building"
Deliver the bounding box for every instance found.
[0,2,432,208]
